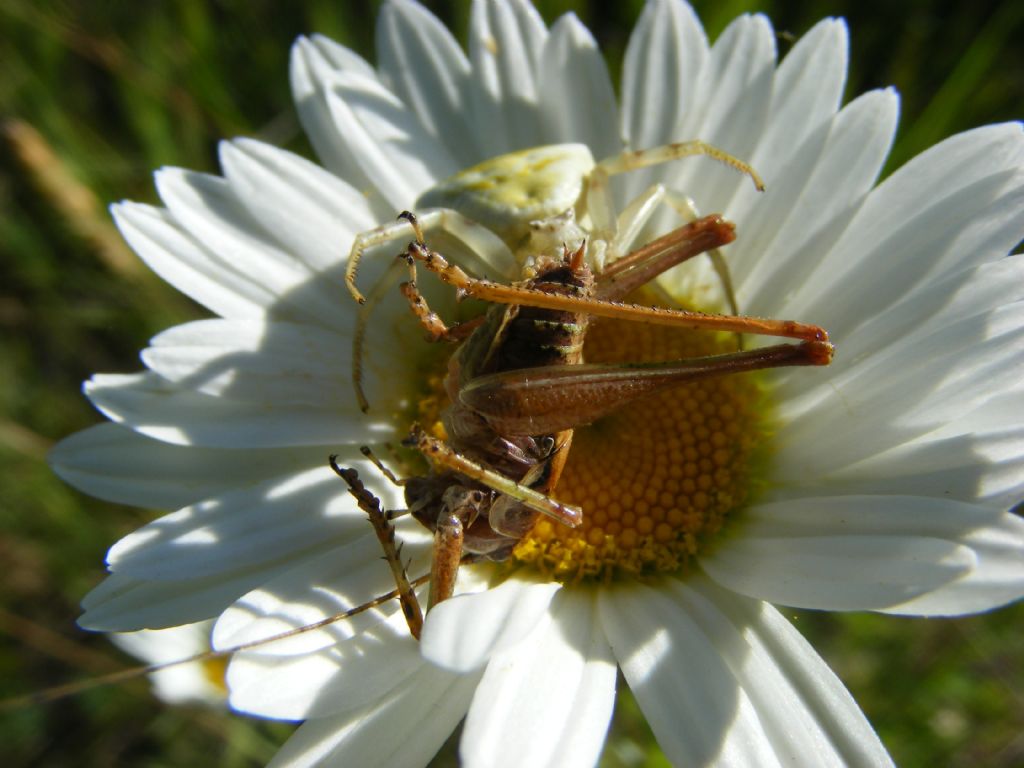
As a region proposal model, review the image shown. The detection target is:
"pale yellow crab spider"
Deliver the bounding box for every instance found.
[344,140,763,307]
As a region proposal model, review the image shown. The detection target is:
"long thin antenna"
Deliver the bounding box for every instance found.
[0,573,429,713]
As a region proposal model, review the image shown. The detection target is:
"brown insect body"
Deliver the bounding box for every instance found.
[407,243,593,562]
[349,209,833,621]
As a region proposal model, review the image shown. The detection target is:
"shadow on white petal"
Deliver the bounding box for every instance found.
[786,401,1024,511]
[48,422,328,510]
[219,139,378,275]
[154,167,333,324]
[268,662,479,768]
[736,88,898,309]
[676,13,775,214]
[420,575,560,672]
[704,496,1024,614]
[85,224,468,445]
[468,0,547,156]
[598,580,772,766]
[775,304,1024,473]
[538,13,620,159]
[226,609,423,720]
[745,17,847,183]
[622,0,709,153]
[111,202,270,319]
[600,576,894,766]
[377,0,479,166]
[142,320,354,407]
[786,125,1024,338]
[289,35,391,214]
[104,459,399,581]
[79,566,299,632]
[213,525,430,657]
[324,72,458,209]
[677,577,892,766]
[461,588,615,768]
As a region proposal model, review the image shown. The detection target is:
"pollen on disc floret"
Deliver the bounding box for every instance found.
[513,305,773,582]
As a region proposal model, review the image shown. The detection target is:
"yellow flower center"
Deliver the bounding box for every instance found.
[512,309,770,582]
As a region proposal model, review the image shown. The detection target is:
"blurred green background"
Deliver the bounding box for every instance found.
[1,0,1021,766]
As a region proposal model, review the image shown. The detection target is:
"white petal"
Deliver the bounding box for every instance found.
[104,463,382,581]
[324,72,459,209]
[267,664,478,768]
[112,202,269,318]
[376,0,479,166]
[676,14,776,214]
[621,0,708,152]
[84,371,392,448]
[736,88,899,306]
[599,580,777,766]
[775,251,1024,404]
[420,575,561,672]
[289,35,391,217]
[468,0,547,155]
[826,434,1024,510]
[80,561,298,631]
[110,619,211,663]
[154,167,339,326]
[291,33,376,83]
[537,13,620,159]
[218,139,377,275]
[141,319,351,406]
[461,588,616,768]
[48,422,326,510]
[138,316,418,433]
[702,496,1024,614]
[785,124,1024,332]
[879,510,1024,615]
[618,0,709,215]
[743,18,848,192]
[667,578,893,766]
[776,304,1024,471]
[818,391,1024,509]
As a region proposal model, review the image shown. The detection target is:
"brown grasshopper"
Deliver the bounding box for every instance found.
[337,142,832,639]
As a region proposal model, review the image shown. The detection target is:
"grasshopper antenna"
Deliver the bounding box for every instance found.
[0,574,429,713]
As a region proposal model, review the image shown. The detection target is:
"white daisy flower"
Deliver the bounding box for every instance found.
[49,0,1024,766]
[109,620,226,707]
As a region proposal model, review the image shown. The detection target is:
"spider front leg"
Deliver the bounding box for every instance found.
[349,210,506,409]
[346,208,512,305]
[608,185,739,316]
[584,140,765,242]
